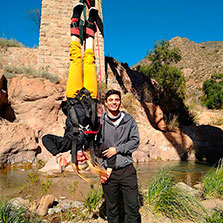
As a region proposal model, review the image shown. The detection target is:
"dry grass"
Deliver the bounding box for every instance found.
[3,65,60,84]
[0,38,24,48]
[121,92,136,114]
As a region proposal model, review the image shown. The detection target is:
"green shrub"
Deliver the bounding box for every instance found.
[68,181,79,195]
[74,187,104,220]
[19,172,40,195]
[0,199,43,223]
[84,187,103,213]
[148,169,206,221]
[0,38,24,48]
[139,39,185,100]
[202,160,223,198]
[148,169,175,203]
[139,39,194,125]
[40,177,52,196]
[202,74,223,109]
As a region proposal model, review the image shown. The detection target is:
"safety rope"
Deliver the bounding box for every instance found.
[85,0,92,8]
[80,0,103,135]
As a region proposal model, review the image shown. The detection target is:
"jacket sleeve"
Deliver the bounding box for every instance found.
[115,118,140,155]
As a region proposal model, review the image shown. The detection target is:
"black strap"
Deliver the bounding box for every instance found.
[71,135,78,163]
[67,99,80,164]
[89,140,96,164]
[69,105,80,132]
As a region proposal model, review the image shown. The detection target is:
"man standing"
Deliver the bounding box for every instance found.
[99,89,141,223]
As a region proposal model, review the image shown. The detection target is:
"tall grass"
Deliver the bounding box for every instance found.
[202,160,223,198]
[74,187,104,220]
[147,168,207,221]
[0,199,43,223]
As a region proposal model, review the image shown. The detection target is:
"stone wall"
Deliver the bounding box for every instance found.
[0,47,38,69]
[38,0,105,80]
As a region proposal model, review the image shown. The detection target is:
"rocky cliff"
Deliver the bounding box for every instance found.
[1,38,223,167]
[134,37,223,95]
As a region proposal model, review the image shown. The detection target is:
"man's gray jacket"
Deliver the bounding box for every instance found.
[99,111,140,169]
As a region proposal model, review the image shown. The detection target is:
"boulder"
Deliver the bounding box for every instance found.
[39,151,89,174]
[8,197,29,208]
[36,194,55,216]
[39,152,71,174]
[0,122,39,164]
[200,199,223,215]
[175,182,202,199]
[8,76,65,137]
[193,183,203,191]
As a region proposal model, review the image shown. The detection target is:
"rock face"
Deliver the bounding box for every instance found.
[1,46,223,166]
[187,124,223,164]
[134,37,223,94]
[105,59,194,162]
[0,61,197,166]
[0,75,16,122]
[0,75,66,164]
[0,122,39,164]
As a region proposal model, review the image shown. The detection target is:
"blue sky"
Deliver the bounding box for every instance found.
[1,0,223,66]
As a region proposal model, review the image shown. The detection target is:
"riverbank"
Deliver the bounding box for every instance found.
[2,161,223,223]
[2,166,223,223]
[1,161,211,201]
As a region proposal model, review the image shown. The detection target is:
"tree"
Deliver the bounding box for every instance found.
[27,8,41,31]
[147,39,181,73]
[139,39,193,125]
[139,39,185,100]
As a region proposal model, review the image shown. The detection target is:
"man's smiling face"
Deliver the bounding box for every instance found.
[105,94,121,113]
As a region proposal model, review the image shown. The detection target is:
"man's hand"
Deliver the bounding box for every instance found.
[100,168,112,184]
[102,147,117,158]
[100,174,108,184]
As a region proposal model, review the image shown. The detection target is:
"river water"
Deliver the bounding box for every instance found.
[0,161,212,202]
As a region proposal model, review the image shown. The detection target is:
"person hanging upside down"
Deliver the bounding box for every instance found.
[42,3,115,175]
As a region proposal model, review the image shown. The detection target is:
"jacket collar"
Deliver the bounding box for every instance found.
[102,110,131,125]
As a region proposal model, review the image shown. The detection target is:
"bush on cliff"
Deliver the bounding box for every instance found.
[202,73,223,109]
[139,39,185,100]
[4,65,60,84]
[0,38,24,48]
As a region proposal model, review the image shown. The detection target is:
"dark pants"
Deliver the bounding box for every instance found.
[42,134,71,156]
[102,164,141,223]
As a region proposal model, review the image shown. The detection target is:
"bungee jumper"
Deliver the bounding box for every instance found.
[42,2,110,181]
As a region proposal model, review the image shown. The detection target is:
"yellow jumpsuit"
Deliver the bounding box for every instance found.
[66,41,97,99]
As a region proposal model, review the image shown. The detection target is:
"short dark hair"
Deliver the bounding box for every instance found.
[105,89,121,102]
